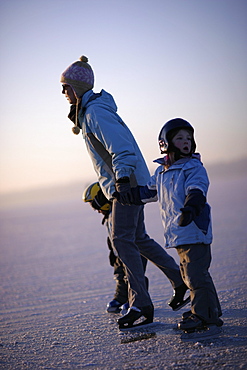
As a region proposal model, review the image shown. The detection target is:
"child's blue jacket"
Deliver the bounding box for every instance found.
[78,89,150,200]
[140,157,213,248]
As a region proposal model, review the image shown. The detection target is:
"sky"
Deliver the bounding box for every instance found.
[0,0,246,194]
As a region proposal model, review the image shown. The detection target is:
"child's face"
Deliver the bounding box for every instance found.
[172,129,192,155]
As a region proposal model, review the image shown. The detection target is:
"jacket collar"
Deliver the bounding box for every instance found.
[153,153,202,166]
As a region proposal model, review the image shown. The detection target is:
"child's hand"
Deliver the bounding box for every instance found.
[179,189,206,226]
[178,206,196,227]
[113,186,144,205]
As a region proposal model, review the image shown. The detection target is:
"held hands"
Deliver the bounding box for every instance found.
[113,177,144,205]
[114,177,133,205]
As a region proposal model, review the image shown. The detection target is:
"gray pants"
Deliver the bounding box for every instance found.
[111,200,183,308]
[176,243,222,323]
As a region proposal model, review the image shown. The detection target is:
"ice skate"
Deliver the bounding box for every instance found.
[215,318,224,327]
[181,324,222,341]
[178,314,222,340]
[168,283,190,311]
[178,314,205,331]
[181,310,192,320]
[180,311,224,327]
[117,304,154,330]
[106,299,122,313]
[120,302,129,315]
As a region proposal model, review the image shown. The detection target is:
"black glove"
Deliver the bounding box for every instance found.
[178,189,206,227]
[114,177,133,205]
[130,186,144,205]
[178,206,197,226]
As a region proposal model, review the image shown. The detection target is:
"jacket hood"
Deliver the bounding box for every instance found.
[82,89,118,114]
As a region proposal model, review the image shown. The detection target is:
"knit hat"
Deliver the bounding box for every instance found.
[60,56,94,98]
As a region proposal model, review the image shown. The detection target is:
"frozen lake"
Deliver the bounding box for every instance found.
[0,175,246,369]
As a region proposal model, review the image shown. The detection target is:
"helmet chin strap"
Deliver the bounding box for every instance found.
[169,144,191,162]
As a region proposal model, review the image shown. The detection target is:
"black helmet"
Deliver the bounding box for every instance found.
[158,118,196,154]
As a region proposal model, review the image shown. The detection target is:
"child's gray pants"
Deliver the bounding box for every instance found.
[176,243,222,323]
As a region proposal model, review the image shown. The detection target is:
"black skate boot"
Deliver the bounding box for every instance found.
[106,299,123,313]
[181,311,224,327]
[178,314,205,332]
[215,318,224,327]
[179,315,223,340]
[117,304,154,330]
[182,310,192,320]
[168,283,190,311]
[120,302,129,315]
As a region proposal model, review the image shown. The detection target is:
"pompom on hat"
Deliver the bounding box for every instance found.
[60,55,94,98]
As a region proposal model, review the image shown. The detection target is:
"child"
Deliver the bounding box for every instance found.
[133,118,223,332]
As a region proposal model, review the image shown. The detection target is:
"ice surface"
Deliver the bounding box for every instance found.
[0,176,246,369]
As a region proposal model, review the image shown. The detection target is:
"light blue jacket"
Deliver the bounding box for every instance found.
[78,89,150,200]
[140,157,213,248]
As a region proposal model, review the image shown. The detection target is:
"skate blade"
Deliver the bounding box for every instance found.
[172,296,190,311]
[119,320,155,332]
[120,331,156,343]
[181,326,222,341]
[106,308,121,313]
